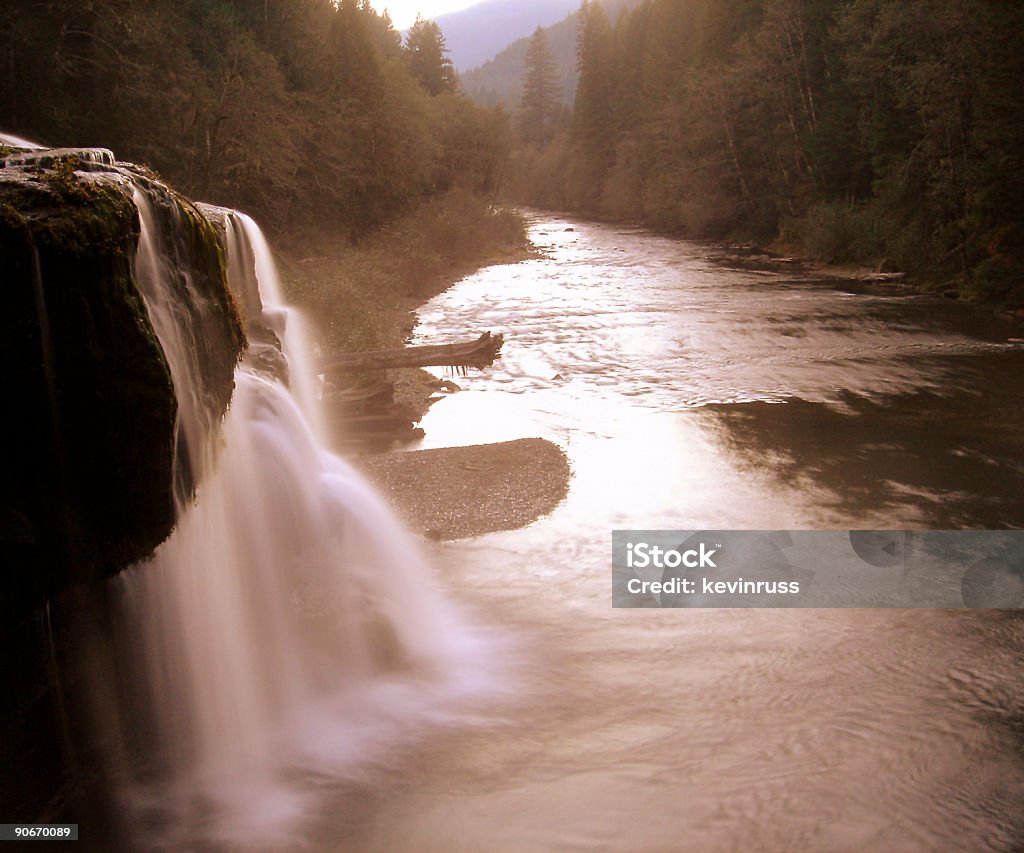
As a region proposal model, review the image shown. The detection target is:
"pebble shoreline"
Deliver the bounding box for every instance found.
[357,438,571,540]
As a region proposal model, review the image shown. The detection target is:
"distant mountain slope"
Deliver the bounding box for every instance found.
[459,0,641,109]
[460,10,577,107]
[435,0,580,71]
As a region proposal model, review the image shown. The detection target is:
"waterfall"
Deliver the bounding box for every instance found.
[0,130,45,149]
[223,210,328,441]
[102,186,502,848]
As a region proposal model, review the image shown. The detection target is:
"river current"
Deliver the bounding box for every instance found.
[322,213,1024,851]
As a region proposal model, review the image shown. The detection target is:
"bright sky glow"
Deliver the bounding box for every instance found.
[370,0,483,31]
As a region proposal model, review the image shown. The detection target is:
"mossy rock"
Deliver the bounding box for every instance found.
[0,154,245,616]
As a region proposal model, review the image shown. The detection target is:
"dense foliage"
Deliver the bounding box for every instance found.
[460,0,640,108]
[509,0,1024,304]
[517,28,565,147]
[404,16,458,96]
[0,0,512,237]
[284,189,529,353]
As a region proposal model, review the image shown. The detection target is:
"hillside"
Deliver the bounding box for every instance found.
[435,0,580,71]
[459,0,641,108]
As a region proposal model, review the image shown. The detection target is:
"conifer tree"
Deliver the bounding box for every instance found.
[570,0,614,211]
[517,27,561,148]
[403,16,458,96]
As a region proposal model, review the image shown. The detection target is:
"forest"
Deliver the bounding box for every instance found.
[1,0,511,239]
[3,0,1022,306]
[508,0,1024,306]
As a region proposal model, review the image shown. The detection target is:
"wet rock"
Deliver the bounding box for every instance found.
[0,143,245,828]
[1,149,245,614]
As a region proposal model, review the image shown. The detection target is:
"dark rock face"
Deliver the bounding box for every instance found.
[0,144,246,825]
[135,177,247,441]
[0,148,245,613]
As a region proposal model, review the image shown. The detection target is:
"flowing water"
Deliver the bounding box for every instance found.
[14,156,1015,850]
[0,130,45,149]
[97,189,507,850]
[314,213,1024,850]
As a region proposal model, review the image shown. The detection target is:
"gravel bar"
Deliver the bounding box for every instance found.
[357,438,571,540]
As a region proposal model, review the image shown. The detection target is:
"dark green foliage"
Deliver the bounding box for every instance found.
[569,1,615,212]
[430,95,514,196]
[518,28,564,148]
[507,0,1024,305]
[281,189,530,354]
[0,0,510,239]
[460,0,642,109]
[404,16,459,96]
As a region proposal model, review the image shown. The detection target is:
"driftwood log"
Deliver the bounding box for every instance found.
[861,271,907,282]
[318,331,503,375]
[324,376,424,450]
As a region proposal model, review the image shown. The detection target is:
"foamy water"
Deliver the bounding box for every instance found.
[99,189,511,849]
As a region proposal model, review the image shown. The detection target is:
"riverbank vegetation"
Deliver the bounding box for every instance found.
[278,189,529,354]
[506,0,1024,308]
[1,1,527,349]
[274,190,528,453]
[8,1,1019,309]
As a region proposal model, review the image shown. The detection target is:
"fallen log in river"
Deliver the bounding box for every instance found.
[318,331,503,375]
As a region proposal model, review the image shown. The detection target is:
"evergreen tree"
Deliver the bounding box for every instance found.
[538,0,1023,302]
[403,16,458,96]
[0,0,511,238]
[570,0,614,212]
[517,27,561,148]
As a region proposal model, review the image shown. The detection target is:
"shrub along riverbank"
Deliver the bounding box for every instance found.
[276,190,531,443]
[278,189,530,356]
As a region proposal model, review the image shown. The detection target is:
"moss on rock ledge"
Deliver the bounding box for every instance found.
[0,151,244,616]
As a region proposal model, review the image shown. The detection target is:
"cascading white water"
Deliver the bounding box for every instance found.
[110,189,504,848]
[0,130,45,149]
[224,211,328,440]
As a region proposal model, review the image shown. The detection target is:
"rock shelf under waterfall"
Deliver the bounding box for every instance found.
[1,145,245,607]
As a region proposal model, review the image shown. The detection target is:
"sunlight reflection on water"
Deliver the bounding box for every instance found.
[322,212,1024,852]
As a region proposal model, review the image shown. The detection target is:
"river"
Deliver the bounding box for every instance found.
[320,212,1024,851]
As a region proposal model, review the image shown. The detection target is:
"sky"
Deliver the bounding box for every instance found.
[370,0,483,30]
